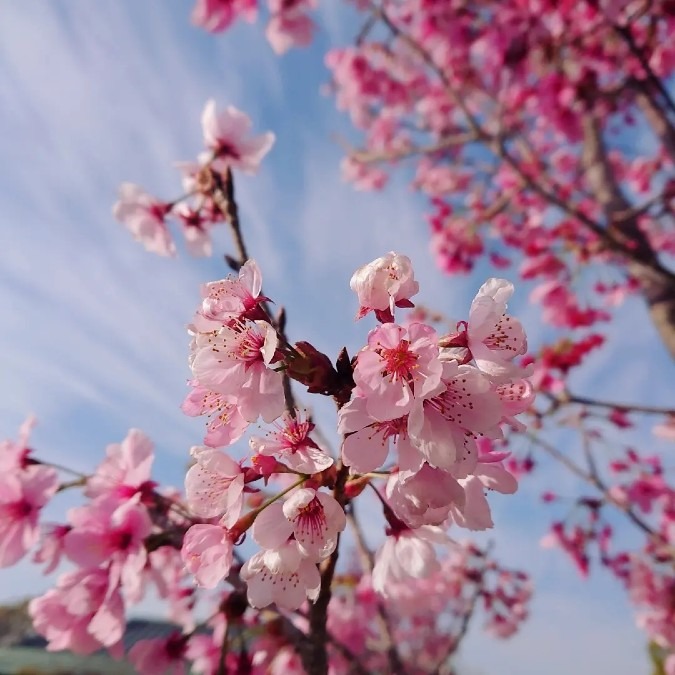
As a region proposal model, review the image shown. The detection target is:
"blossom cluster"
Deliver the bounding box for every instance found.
[113,101,274,257]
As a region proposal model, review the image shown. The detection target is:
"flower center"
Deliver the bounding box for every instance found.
[378,340,418,382]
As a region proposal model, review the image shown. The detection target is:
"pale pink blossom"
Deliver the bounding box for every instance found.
[386,464,465,528]
[354,322,443,421]
[33,523,70,574]
[181,384,249,448]
[201,100,275,174]
[408,362,502,470]
[173,202,213,257]
[0,414,36,471]
[241,540,321,610]
[253,488,346,559]
[128,633,188,675]
[0,466,58,567]
[191,0,257,32]
[372,525,449,596]
[339,397,423,474]
[64,497,152,602]
[181,523,235,588]
[190,320,285,422]
[249,410,333,474]
[86,428,155,500]
[184,446,245,527]
[467,278,527,380]
[266,12,314,54]
[113,183,175,256]
[29,568,125,655]
[197,259,266,326]
[449,476,494,531]
[350,252,419,321]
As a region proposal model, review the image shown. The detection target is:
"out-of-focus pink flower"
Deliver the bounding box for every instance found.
[86,428,155,501]
[372,525,449,596]
[350,252,419,321]
[201,100,275,174]
[386,464,465,527]
[191,0,257,33]
[113,183,175,257]
[0,415,36,471]
[128,633,188,675]
[181,524,235,588]
[0,466,58,568]
[184,446,245,527]
[29,568,125,655]
[266,12,314,54]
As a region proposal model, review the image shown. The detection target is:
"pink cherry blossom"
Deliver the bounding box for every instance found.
[241,540,321,610]
[181,384,249,448]
[339,396,423,474]
[197,258,267,326]
[0,414,36,471]
[33,523,70,574]
[372,525,450,597]
[190,320,285,422]
[466,278,528,380]
[85,428,155,501]
[184,445,245,527]
[386,464,465,528]
[173,202,213,257]
[128,633,188,675]
[29,568,125,655]
[201,100,275,174]
[408,362,502,470]
[64,497,152,602]
[0,466,58,567]
[181,523,235,588]
[354,322,443,421]
[266,11,315,55]
[350,252,419,321]
[191,0,257,33]
[253,488,346,559]
[249,410,333,474]
[112,183,175,257]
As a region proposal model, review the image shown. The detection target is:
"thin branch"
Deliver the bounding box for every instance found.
[523,430,657,538]
[564,392,675,416]
[346,506,406,674]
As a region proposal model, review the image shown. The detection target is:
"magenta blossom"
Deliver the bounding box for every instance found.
[129,633,188,675]
[191,0,257,33]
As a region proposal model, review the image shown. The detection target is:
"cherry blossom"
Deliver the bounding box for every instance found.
[241,540,321,610]
[350,251,419,321]
[184,445,245,527]
[181,523,235,589]
[201,100,275,174]
[112,183,175,257]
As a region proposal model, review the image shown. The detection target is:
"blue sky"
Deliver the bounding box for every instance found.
[0,3,672,674]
